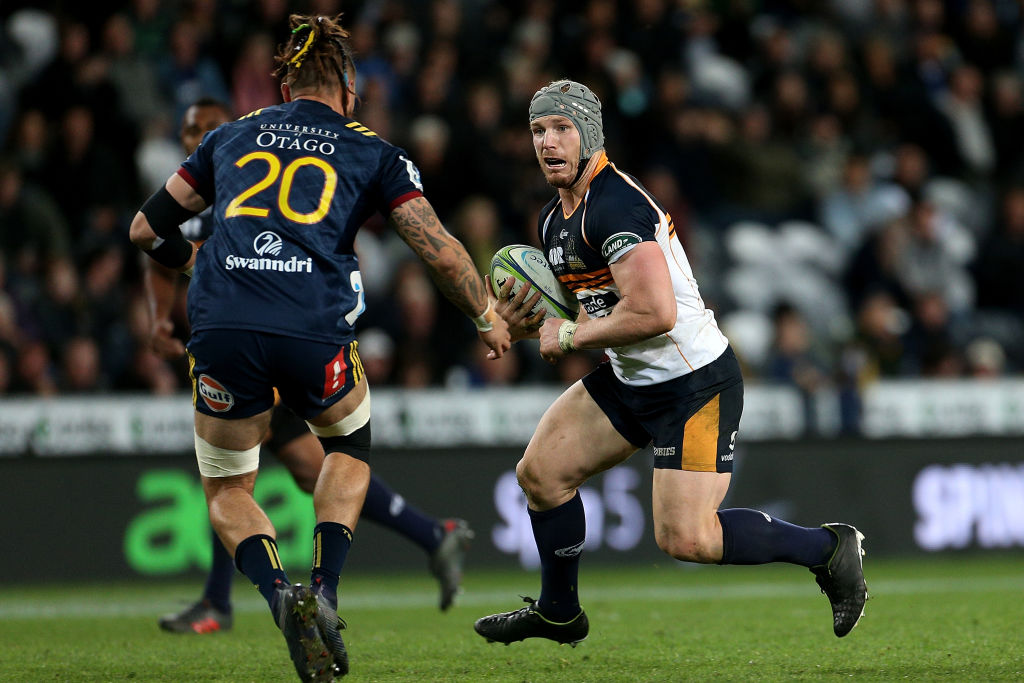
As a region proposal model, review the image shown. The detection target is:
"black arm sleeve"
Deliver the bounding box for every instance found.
[139,187,197,269]
[140,186,197,239]
[144,235,193,270]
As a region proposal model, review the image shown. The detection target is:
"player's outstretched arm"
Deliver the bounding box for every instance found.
[538,242,676,363]
[388,196,510,357]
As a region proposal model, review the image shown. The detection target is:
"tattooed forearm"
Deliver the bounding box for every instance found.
[388,197,488,316]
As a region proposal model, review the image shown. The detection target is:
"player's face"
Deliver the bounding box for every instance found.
[180,105,231,155]
[531,115,582,189]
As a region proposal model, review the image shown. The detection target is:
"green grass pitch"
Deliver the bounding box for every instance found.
[0,555,1021,681]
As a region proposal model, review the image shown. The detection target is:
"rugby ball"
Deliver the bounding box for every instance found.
[489,244,579,321]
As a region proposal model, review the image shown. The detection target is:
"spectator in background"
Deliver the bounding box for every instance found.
[452,195,505,277]
[965,337,1007,378]
[902,290,963,377]
[0,158,71,283]
[897,198,975,316]
[851,290,909,379]
[101,13,167,129]
[765,303,830,432]
[903,30,963,174]
[41,105,128,238]
[800,113,849,201]
[457,81,515,202]
[80,245,134,384]
[953,0,1016,74]
[711,104,811,224]
[974,186,1024,315]
[891,143,932,199]
[157,20,229,125]
[128,0,172,60]
[4,108,50,184]
[10,340,57,395]
[768,70,812,143]
[350,21,397,108]
[406,114,459,221]
[414,41,462,121]
[59,335,104,393]
[819,153,910,256]
[987,72,1024,184]
[19,20,90,120]
[231,32,280,115]
[32,258,84,354]
[356,328,396,386]
[935,64,995,181]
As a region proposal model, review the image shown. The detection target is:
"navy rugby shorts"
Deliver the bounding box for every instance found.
[582,346,743,473]
[187,329,364,420]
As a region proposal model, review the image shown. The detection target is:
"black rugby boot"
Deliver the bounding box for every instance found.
[811,523,868,637]
[275,582,335,682]
[474,596,588,646]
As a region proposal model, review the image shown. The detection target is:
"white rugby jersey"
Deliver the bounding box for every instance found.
[538,152,728,385]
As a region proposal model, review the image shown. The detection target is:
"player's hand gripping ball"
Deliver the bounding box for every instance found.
[489,244,579,321]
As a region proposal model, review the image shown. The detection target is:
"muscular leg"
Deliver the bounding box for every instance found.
[273,407,467,610]
[517,381,637,620]
[304,381,372,609]
[307,380,371,528]
[196,409,273,554]
[651,470,731,563]
[195,409,287,611]
[652,469,835,567]
[518,381,637,511]
[275,425,449,554]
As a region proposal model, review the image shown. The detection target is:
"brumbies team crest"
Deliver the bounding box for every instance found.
[198,374,235,412]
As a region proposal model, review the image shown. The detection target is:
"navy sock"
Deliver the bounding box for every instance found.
[310,522,353,609]
[234,534,289,615]
[360,474,442,553]
[202,528,234,613]
[531,491,585,621]
[718,508,835,567]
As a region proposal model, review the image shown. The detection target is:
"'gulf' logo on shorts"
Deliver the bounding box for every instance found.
[198,374,235,412]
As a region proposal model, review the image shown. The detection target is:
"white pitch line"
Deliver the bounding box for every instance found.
[0,575,1021,620]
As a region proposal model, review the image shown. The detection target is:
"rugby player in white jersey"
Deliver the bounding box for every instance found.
[474,80,867,647]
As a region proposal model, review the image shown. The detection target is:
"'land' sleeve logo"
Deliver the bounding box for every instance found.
[601,232,641,262]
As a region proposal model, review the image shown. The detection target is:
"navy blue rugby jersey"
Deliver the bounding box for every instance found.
[178,98,423,344]
[537,152,727,385]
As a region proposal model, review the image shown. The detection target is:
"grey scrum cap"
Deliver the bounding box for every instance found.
[529,80,604,159]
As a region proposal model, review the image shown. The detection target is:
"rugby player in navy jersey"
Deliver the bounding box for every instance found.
[146,99,474,637]
[474,81,867,648]
[130,15,509,681]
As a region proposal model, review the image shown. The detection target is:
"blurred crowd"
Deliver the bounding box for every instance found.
[1,0,1023,434]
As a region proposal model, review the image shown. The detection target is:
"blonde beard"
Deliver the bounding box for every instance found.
[543,161,580,189]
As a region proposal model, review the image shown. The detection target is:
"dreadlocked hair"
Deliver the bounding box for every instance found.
[273,14,354,94]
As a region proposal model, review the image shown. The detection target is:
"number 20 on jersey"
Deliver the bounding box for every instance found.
[225,151,337,225]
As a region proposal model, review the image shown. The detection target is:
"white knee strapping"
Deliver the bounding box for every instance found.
[307,388,371,437]
[194,432,261,477]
